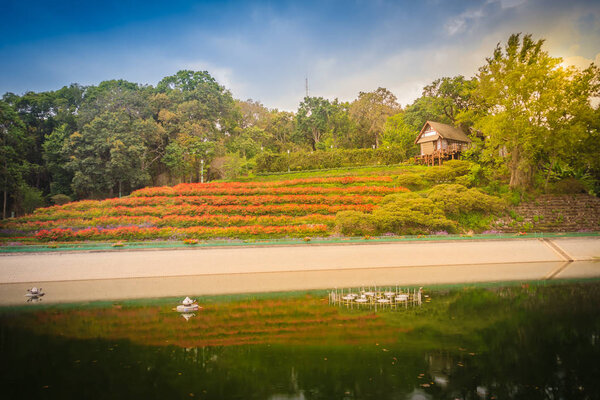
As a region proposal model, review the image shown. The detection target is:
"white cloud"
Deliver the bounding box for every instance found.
[561,53,600,70]
[445,8,485,35]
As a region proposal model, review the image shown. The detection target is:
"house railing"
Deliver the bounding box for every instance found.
[415,143,469,166]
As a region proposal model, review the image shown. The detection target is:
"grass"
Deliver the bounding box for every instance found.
[1,231,598,253]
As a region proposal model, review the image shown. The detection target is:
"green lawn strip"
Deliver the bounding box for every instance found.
[1,231,598,253]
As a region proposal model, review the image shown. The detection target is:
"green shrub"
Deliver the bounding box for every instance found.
[334,210,375,236]
[371,192,457,235]
[395,173,429,191]
[223,153,250,180]
[423,160,471,184]
[51,194,72,205]
[454,175,472,187]
[456,212,494,232]
[16,184,45,215]
[426,184,506,216]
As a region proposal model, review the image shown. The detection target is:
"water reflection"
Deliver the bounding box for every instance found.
[180,312,196,321]
[1,282,599,399]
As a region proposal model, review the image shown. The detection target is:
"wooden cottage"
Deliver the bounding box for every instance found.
[414,121,471,165]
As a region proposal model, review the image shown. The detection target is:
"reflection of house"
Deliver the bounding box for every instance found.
[415,121,471,165]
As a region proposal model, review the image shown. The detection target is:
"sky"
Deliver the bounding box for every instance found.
[1,0,599,111]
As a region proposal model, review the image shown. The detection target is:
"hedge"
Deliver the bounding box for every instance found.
[255,147,407,173]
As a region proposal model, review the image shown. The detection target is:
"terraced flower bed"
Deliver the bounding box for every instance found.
[1,177,409,242]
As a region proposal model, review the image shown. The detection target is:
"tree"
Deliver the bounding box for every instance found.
[157,70,238,139]
[381,113,420,159]
[422,76,475,125]
[264,110,296,152]
[349,87,401,148]
[66,111,150,198]
[3,84,85,196]
[236,99,270,129]
[0,101,29,218]
[42,124,73,196]
[469,33,600,189]
[403,76,475,132]
[296,97,334,150]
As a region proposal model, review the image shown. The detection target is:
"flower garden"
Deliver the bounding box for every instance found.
[1,176,409,242]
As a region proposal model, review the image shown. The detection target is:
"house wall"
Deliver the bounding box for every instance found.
[421,141,435,155]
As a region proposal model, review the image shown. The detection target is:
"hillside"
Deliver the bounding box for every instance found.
[0,176,409,242]
[2,160,599,246]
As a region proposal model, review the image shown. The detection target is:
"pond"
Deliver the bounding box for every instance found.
[1,281,599,399]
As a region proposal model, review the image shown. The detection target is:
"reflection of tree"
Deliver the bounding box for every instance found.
[420,284,600,399]
[2,284,599,399]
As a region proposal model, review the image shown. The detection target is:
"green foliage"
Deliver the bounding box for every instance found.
[15,184,45,214]
[334,210,375,236]
[66,111,150,198]
[43,124,73,196]
[467,33,600,189]
[402,76,475,131]
[427,184,506,216]
[50,194,72,205]
[254,147,406,173]
[0,100,30,218]
[349,87,401,148]
[222,153,250,180]
[395,173,428,191]
[372,193,457,234]
[335,193,459,236]
[456,212,494,232]
[381,113,419,158]
[296,97,335,150]
[423,160,470,184]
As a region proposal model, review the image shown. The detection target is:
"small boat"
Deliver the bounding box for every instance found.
[175,296,200,312]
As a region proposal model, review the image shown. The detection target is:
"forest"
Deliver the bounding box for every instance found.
[1,33,599,218]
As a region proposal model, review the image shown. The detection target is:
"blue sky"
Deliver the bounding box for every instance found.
[1,0,599,110]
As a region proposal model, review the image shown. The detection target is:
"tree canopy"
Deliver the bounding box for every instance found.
[1,33,599,216]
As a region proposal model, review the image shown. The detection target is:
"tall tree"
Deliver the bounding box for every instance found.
[66,111,150,198]
[381,113,420,158]
[296,97,334,151]
[349,87,400,148]
[0,101,29,218]
[468,33,600,189]
[403,76,475,132]
[264,110,296,152]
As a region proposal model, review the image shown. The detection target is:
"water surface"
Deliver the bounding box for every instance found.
[1,281,599,399]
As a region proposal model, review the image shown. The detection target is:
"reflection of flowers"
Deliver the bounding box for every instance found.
[13,296,400,348]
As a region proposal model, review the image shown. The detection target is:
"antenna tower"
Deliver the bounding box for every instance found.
[305,77,309,98]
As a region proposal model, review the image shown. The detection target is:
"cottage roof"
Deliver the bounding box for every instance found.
[414,121,471,144]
